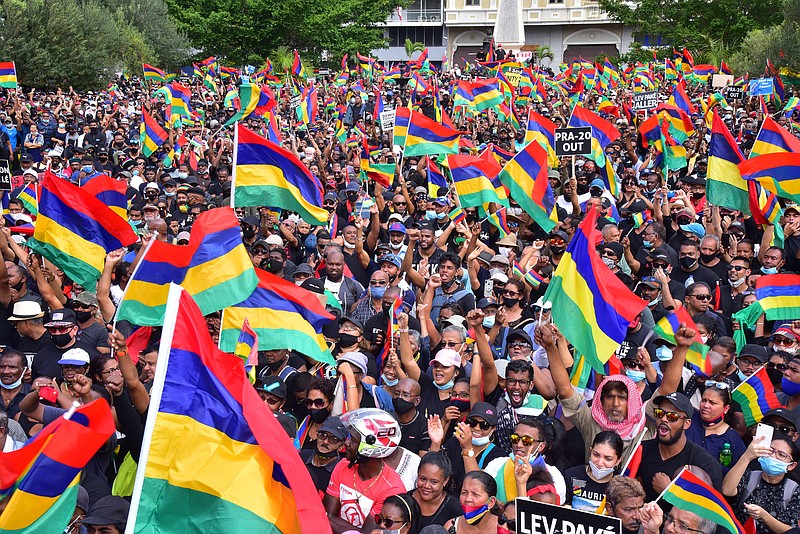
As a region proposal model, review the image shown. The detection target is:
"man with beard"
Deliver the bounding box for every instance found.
[637,391,722,502]
[424,252,475,324]
[492,359,549,454]
[323,408,405,533]
[605,476,647,534]
[300,416,347,493]
[404,223,445,289]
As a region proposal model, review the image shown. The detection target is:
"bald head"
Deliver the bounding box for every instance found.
[397,378,421,397]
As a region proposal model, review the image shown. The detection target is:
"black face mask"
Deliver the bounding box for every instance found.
[692,192,705,200]
[450,398,470,412]
[75,311,93,323]
[316,447,339,458]
[680,256,698,270]
[266,259,284,274]
[242,227,256,239]
[550,245,566,255]
[338,332,360,347]
[442,278,457,290]
[392,397,416,415]
[382,302,393,315]
[503,297,519,308]
[700,252,717,263]
[767,367,784,384]
[266,357,286,371]
[11,280,24,292]
[576,183,590,195]
[51,332,73,347]
[309,407,329,424]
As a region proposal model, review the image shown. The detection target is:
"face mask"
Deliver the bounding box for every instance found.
[643,240,653,248]
[266,259,283,274]
[482,315,496,329]
[0,377,22,390]
[489,268,505,277]
[242,227,256,239]
[316,447,339,458]
[132,170,140,177]
[729,277,746,287]
[781,377,800,396]
[178,172,188,179]
[383,524,408,534]
[783,345,798,355]
[738,370,749,382]
[338,332,360,348]
[75,311,93,323]
[589,460,616,479]
[58,123,66,128]
[761,266,779,275]
[436,211,447,220]
[700,335,709,344]
[442,278,457,290]
[503,297,519,309]
[266,357,286,371]
[425,210,437,220]
[81,165,93,173]
[51,332,73,347]
[309,408,328,424]
[343,241,355,249]
[382,373,399,387]
[450,398,470,411]
[165,191,176,198]
[462,503,490,525]
[700,253,717,263]
[390,242,403,250]
[648,295,662,308]
[498,247,512,257]
[434,378,455,391]
[392,397,416,415]
[767,367,784,384]
[692,192,705,200]
[371,286,386,299]
[626,369,646,382]
[472,435,491,446]
[656,346,673,361]
[550,245,565,255]
[758,456,790,476]
[680,257,698,270]
[602,257,616,269]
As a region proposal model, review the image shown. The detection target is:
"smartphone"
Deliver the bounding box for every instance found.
[39,386,59,404]
[721,233,731,248]
[755,422,774,445]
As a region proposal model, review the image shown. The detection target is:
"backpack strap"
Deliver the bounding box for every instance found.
[741,470,764,503]
[477,443,496,469]
[783,479,798,510]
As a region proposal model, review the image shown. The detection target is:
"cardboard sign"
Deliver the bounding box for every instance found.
[516,498,622,534]
[290,94,302,109]
[726,86,744,101]
[749,78,774,96]
[380,110,396,131]
[0,160,11,191]
[554,127,592,156]
[631,90,658,111]
[504,67,523,87]
[712,74,734,88]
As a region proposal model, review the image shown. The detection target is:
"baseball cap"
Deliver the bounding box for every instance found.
[293,263,314,277]
[73,291,98,308]
[319,416,348,440]
[379,254,402,268]
[739,344,768,363]
[639,276,662,289]
[388,223,406,235]
[590,178,605,190]
[338,315,364,332]
[81,496,130,527]
[468,402,498,426]
[433,196,450,207]
[76,486,90,514]
[679,222,706,239]
[344,181,361,193]
[413,186,427,195]
[176,231,191,244]
[324,191,338,202]
[490,254,510,266]
[507,329,533,347]
[477,297,498,309]
[45,308,76,327]
[432,349,461,368]
[257,376,287,399]
[58,347,90,366]
[653,391,694,418]
[265,234,283,247]
[338,351,368,375]
[763,408,799,430]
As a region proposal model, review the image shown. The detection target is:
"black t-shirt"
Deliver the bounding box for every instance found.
[16,330,52,354]
[412,247,445,277]
[638,438,723,502]
[669,264,721,292]
[0,301,15,348]
[411,490,462,530]
[31,340,101,380]
[363,312,421,345]
[299,449,339,493]
[399,410,431,454]
[417,372,450,420]
[77,322,111,351]
[564,464,610,511]
[442,436,507,491]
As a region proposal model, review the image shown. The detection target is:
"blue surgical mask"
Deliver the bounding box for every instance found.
[472,435,491,446]
[81,165,93,173]
[643,240,653,248]
[626,369,646,382]
[434,378,455,391]
[425,210,437,220]
[436,211,447,220]
[482,315,496,329]
[381,374,399,387]
[781,377,800,396]
[758,456,790,475]
[371,286,386,299]
[656,346,673,361]
[761,266,779,275]
[738,370,749,383]
[0,377,22,390]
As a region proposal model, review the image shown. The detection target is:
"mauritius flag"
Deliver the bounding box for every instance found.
[653,306,712,376]
[731,366,782,426]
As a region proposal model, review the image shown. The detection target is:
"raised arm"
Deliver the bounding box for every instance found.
[397,312,421,381]
[535,322,574,400]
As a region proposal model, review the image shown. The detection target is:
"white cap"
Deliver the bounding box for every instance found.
[58,347,90,366]
[265,234,283,247]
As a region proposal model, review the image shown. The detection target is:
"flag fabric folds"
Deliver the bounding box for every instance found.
[0,61,16,89]
[142,63,165,84]
[140,107,168,157]
[662,469,746,534]
[116,207,258,326]
[731,366,783,426]
[708,111,750,214]
[27,170,137,289]
[221,269,335,366]
[223,83,276,126]
[127,285,331,533]
[426,155,448,197]
[542,208,647,366]
[82,175,128,220]
[754,274,800,320]
[15,182,37,216]
[653,306,712,376]
[750,116,800,158]
[497,137,557,232]
[0,400,115,533]
[393,107,411,147]
[448,154,509,209]
[233,124,328,225]
[403,110,461,156]
[739,152,800,203]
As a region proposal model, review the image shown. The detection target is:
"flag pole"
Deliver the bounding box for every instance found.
[654,466,686,504]
[230,122,239,210]
[111,231,158,340]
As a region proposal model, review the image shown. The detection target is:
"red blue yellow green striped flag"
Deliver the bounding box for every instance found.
[0,62,17,89]
[653,306,712,376]
[662,468,746,534]
[731,366,782,426]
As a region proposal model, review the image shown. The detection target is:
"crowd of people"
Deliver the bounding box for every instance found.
[0,56,799,534]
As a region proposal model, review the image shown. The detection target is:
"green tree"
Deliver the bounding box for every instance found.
[404,39,425,59]
[535,45,555,65]
[166,0,404,66]
[598,0,783,51]
[730,0,800,74]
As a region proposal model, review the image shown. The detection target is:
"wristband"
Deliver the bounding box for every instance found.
[399,328,409,333]
[116,349,128,358]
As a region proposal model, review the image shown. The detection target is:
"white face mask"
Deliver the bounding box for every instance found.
[498,247,512,257]
[728,277,746,287]
[343,241,355,249]
[589,460,616,480]
[390,242,403,250]
[700,335,709,344]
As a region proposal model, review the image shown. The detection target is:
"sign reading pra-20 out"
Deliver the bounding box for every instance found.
[554,127,592,156]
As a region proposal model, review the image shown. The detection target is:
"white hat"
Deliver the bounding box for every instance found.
[534,296,552,310]
[23,168,37,177]
[10,235,26,246]
[490,272,509,284]
[7,300,45,321]
[433,349,461,368]
[144,182,159,190]
[265,234,283,247]
[58,347,90,366]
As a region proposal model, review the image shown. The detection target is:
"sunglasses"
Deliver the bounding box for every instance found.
[466,418,492,431]
[304,398,327,408]
[727,265,747,272]
[509,434,542,446]
[689,294,712,301]
[374,516,406,528]
[766,362,789,372]
[441,341,463,349]
[622,359,644,370]
[765,422,796,435]
[652,263,669,270]
[499,516,517,531]
[704,380,730,390]
[654,408,686,423]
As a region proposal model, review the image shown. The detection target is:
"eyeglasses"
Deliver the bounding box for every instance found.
[316,431,341,443]
[622,359,644,370]
[509,434,542,446]
[369,280,388,286]
[499,516,517,531]
[100,366,120,375]
[727,265,747,272]
[654,408,686,423]
[449,392,470,400]
[466,418,492,431]
[664,515,704,534]
[704,380,730,390]
[652,262,669,270]
[442,341,463,349]
[304,398,327,409]
[773,337,797,346]
[768,447,794,463]
[393,391,419,401]
[764,421,796,435]
[394,201,406,206]
[601,251,618,259]
[374,516,406,529]
[48,326,73,334]
[736,358,760,368]
[689,294,711,301]
[505,378,531,387]
[262,395,282,405]
[766,362,789,372]
[508,342,531,350]
[548,239,566,246]
[502,290,520,297]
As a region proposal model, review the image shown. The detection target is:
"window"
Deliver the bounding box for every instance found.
[387,27,444,47]
[549,0,564,3]
[466,0,480,5]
